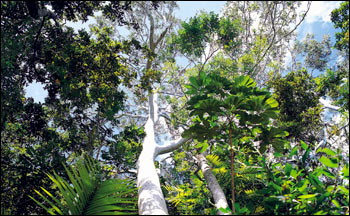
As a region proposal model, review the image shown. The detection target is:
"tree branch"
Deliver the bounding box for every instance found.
[251,1,311,75]
[156,137,190,156]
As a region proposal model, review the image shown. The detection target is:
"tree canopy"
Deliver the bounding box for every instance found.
[1,1,349,215]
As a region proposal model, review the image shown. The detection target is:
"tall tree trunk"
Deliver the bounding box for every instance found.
[195,154,232,215]
[136,4,187,214]
[137,93,189,215]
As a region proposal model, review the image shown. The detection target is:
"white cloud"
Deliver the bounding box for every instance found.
[300,1,342,24]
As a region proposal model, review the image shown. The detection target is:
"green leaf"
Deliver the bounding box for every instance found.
[298,179,309,192]
[274,152,283,157]
[302,147,311,164]
[319,156,338,168]
[218,207,231,214]
[308,174,323,192]
[195,142,203,148]
[320,147,336,156]
[199,71,206,81]
[200,142,209,153]
[338,186,349,195]
[300,140,308,150]
[326,185,335,193]
[290,169,298,179]
[270,182,282,192]
[252,127,262,136]
[332,199,341,208]
[341,164,349,177]
[321,168,336,179]
[298,194,317,199]
[289,146,298,158]
[314,210,327,215]
[265,97,279,108]
[234,203,240,211]
[189,77,200,88]
[285,164,292,177]
[185,84,193,89]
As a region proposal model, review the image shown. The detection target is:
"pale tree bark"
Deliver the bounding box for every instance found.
[195,154,232,215]
[134,3,190,213]
[136,93,189,215]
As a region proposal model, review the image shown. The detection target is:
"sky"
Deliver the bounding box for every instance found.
[25,1,343,103]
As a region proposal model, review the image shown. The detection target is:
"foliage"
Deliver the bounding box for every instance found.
[0,1,138,130]
[170,11,241,60]
[183,71,287,154]
[331,1,349,54]
[267,68,324,143]
[30,155,138,215]
[164,179,214,215]
[257,141,349,215]
[182,71,288,213]
[0,2,143,214]
[222,1,311,83]
[1,1,349,215]
[301,34,332,72]
[1,98,68,215]
[316,68,349,112]
[101,125,146,179]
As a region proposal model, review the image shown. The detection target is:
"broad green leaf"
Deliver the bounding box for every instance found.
[265,97,279,108]
[298,179,309,192]
[218,207,231,214]
[270,182,282,192]
[338,186,349,195]
[189,77,200,88]
[290,169,298,179]
[300,140,308,150]
[326,185,335,193]
[308,174,323,192]
[203,77,211,85]
[234,203,240,211]
[234,76,249,86]
[195,142,203,148]
[341,164,349,177]
[289,146,298,158]
[185,84,193,89]
[320,147,336,156]
[200,142,209,153]
[274,152,283,157]
[332,199,341,208]
[285,164,292,177]
[319,156,338,168]
[298,194,317,199]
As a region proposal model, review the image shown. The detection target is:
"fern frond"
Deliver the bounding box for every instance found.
[206,154,223,167]
[30,155,137,215]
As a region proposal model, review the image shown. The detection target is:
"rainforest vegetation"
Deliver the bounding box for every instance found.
[1,1,349,215]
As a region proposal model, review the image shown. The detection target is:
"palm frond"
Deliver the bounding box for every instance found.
[29,155,137,215]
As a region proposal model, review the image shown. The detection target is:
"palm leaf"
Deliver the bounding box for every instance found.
[30,155,137,215]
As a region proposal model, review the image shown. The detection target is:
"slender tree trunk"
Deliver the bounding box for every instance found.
[195,154,232,215]
[136,5,188,214]
[137,93,189,214]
